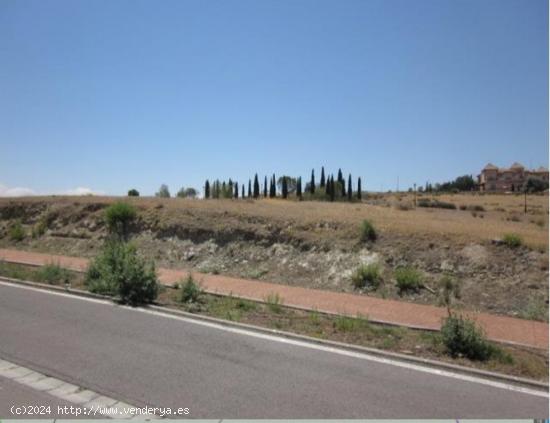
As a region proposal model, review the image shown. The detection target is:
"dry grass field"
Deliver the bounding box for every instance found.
[0,193,548,319]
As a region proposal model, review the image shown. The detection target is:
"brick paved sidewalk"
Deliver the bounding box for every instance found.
[0,248,547,350]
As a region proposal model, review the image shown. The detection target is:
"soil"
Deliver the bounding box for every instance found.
[0,196,547,320]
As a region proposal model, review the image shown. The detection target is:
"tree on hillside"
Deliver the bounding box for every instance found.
[127,189,139,197]
[253,174,260,198]
[329,176,335,202]
[248,180,252,198]
[310,169,315,194]
[357,177,362,200]
[264,176,268,198]
[155,184,170,198]
[341,176,346,197]
[177,187,197,198]
[204,180,210,199]
[524,177,549,193]
[270,174,276,198]
[282,176,288,199]
[277,176,297,193]
[320,167,326,188]
[337,169,343,185]
[241,185,245,198]
[234,182,239,198]
[348,174,352,201]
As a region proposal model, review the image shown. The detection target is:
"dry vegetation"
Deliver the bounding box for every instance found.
[0,261,546,381]
[0,193,548,320]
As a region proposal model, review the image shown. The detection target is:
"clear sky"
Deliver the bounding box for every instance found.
[0,0,548,196]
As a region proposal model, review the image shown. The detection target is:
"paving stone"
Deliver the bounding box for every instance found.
[47,382,80,396]
[0,366,33,379]
[29,376,65,391]
[63,389,99,405]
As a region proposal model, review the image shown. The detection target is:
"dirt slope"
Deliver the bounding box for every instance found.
[0,195,547,319]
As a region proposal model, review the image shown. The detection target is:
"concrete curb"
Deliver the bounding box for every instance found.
[2,256,547,350]
[1,275,547,393]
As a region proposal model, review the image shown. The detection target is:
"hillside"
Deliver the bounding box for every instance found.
[0,193,547,319]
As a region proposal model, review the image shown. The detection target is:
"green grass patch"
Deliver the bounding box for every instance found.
[502,233,522,248]
[8,220,25,241]
[351,263,382,290]
[264,292,284,313]
[394,266,423,293]
[360,220,377,242]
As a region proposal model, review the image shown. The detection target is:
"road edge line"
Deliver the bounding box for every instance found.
[1,275,547,393]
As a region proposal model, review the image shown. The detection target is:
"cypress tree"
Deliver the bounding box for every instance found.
[270,174,276,198]
[297,177,302,199]
[329,176,335,202]
[263,176,268,198]
[214,180,220,199]
[357,177,362,200]
[282,177,288,199]
[337,168,343,185]
[242,185,245,198]
[310,169,315,194]
[234,182,239,199]
[341,176,346,197]
[320,167,326,187]
[325,176,330,196]
[348,174,352,201]
[253,174,260,198]
[205,180,210,199]
[248,180,252,198]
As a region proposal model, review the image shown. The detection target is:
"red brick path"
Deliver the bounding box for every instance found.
[0,248,547,350]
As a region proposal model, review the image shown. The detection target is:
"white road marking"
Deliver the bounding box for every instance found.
[1,280,548,399]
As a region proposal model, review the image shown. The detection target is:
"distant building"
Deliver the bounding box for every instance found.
[477,162,549,192]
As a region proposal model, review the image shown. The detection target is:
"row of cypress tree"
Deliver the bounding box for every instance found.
[204,167,362,202]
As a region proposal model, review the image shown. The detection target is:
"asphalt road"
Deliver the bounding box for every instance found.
[0,281,547,418]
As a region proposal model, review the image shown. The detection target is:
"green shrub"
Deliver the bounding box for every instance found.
[37,263,72,285]
[395,266,423,293]
[351,263,381,290]
[440,315,495,361]
[86,241,158,305]
[417,199,456,210]
[360,220,377,242]
[31,219,47,238]
[9,220,25,241]
[180,274,203,303]
[265,292,283,313]
[104,202,136,239]
[502,233,522,248]
[439,274,461,314]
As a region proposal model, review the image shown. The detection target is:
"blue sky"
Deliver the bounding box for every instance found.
[0,0,548,196]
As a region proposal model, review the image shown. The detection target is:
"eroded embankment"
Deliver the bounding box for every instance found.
[0,197,547,319]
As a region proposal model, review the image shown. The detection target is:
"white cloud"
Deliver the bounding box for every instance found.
[58,187,105,196]
[0,183,36,197]
[0,183,105,197]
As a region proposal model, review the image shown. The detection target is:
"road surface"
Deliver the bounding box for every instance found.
[0,281,547,418]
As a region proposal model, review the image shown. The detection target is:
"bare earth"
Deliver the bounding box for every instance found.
[0,193,548,320]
